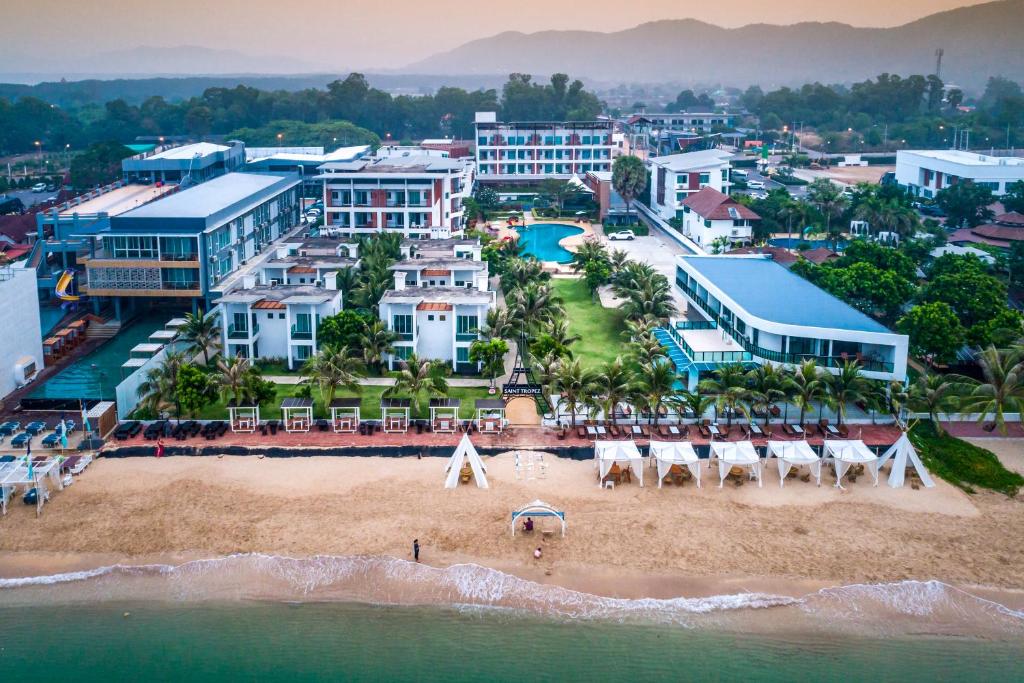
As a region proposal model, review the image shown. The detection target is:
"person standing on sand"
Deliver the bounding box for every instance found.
[413,539,420,562]
[155,439,165,458]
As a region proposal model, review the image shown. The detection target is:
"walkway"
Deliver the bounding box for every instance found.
[264,375,492,388]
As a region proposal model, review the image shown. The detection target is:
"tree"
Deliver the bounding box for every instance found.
[897,302,966,364]
[584,259,612,294]
[69,142,134,188]
[386,354,449,415]
[611,155,647,223]
[806,178,847,242]
[919,270,1008,332]
[907,374,960,435]
[318,309,374,349]
[670,389,714,423]
[179,309,221,365]
[747,363,788,426]
[335,267,361,301]
[593,357,636,424]
[552,358,596,427]
[469,338,508,389]
[474,186,499,217]
[698,363,750,427]
[301,345,364,406]
[1002,180,1024,214]
[636,360,678,426]
[935,182,995,229]
[953,346,1024,435]
[790,360,825,426]
[357,320,398,371]
[823,361,870,426]
[176,364,216,417]
[508,282,564,336]
[970,309,1024,349]
[214,355,260,405]
[538,178,579,217]
[137,350,188,420]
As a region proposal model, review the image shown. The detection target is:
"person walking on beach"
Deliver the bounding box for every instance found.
[155,439,165,458]
[413,539,420,562]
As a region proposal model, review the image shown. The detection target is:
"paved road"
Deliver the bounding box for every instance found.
[598,231,692,313]
[2,188,57,209]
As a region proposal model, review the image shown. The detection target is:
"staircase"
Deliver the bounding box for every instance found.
[85,315,121,340]
[653,327,692,376]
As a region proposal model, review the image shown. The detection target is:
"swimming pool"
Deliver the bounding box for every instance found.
[516,223,585,263]
[769,237,847,251]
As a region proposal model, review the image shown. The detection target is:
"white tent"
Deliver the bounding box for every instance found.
[824,440,881,488]
[594,441,644,487]
[877,433,935,488]
[649,440,701,488]
[709,441,762,488]
[444,433,489,489]
[511,499,566,537]
[568,173,594,193]
[766,440,823,487]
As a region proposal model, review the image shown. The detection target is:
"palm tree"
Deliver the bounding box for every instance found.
[545,318,581,357]
[608,249,630,273]
[616,274,677,323]
[637,360,678,425]
[823,361,870,426]
[747,363,787,426]
[138,350,188,420]
[335,266,361,300]
[698,363,750,427]
[593,356,636,423]
[628,333,667,366]
[301,345,364,406]
[670,389,714,423]
[481,307,515,342]
[180,309,221,365]
[907,373,960,435]
[358,320,397,372]
[807,178,847,247]
[953,346,1024,435]
[552,358,596,427]
[509,282,564,335]
[214,355,257,405]
[790,360,825,426]
[570,239,608,273]
[535,351,562,402]
[386,354,449,416]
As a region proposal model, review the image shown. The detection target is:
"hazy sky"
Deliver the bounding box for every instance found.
[1,0,991,73]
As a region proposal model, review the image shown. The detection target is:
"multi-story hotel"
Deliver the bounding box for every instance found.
[648,149,733,221]
[121,141,247,185]
[895,149,1024,198]
[318,154,474,239]
[474,112,616,182]
[627,112,736,133]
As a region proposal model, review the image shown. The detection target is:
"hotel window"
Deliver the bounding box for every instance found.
[294,345,312,361]
[394,345,413,360]
[457,347,469,363]
[699,173,710,185]
[109,235,159,259]
[392,314,413,336]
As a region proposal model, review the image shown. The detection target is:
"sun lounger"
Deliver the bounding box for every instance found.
[60,455,81,474]
[25,421,47,436]
[11,433,31,447]
[0,421,21,436]
[41,433,60,448]
[70,456,91,474]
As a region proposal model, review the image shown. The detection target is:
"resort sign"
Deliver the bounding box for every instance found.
[502,383,543,397]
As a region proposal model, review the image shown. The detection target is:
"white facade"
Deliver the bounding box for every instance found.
[678,187,758,250]
[0,266,44,398]
[630,112,736,133]
[474,111,617,181]
[648,150,733,221]
[895,150,1024,198]
[318,155,474,239]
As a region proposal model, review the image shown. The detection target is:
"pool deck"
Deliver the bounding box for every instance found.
[495,215,599,273]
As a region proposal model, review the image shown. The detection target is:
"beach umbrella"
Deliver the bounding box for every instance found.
[58,419,68,450]
[80,399,92,436]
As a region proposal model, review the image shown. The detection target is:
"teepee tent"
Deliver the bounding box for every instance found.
[649,440,701,488]
[766,440,822,487]
[444,433,489,489]
[877,433,935,488]
[824,440,881,489]
[709,441,762,488]
[594,441,644,486]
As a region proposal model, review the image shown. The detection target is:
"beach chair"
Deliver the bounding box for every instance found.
[11,433,31,448]
[41,433,60,448]
[576,426,586,439]
[607,423,621,438]
[25,421,47,436]
[0,421,21,436]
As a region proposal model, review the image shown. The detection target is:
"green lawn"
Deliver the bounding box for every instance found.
[551,278,627,369]
[197,384,494,421]
[911,421,1023,496]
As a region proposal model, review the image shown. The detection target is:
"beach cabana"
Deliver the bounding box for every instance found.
[444,433,489,489]
[649,440,701,488]
[227,399,259,433]
[381,398,411,433]
[0,456,62,516]
[430,398,461,433]
[329,398,361,433]
[766,440,822,487]
[709,441,763,488]
[475,399,506,434]
[877,433,935,489]
[594,440,644,487]
[281,397,313,433]
[824,439,881,488]
[511,499,566,537]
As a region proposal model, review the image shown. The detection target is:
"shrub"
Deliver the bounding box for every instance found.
[910,421,1023,496]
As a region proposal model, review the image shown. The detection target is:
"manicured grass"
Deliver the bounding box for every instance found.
[911,421,1024,496]
[551,278,627,369]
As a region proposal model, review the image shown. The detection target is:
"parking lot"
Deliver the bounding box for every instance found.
[598,226,692,313]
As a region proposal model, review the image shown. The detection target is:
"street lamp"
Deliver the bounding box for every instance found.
[277,133,284,143]
[34,140,42,163]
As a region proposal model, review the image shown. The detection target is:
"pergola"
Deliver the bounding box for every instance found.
[709,440,763,488]
[281,397,314,433]
[381,398,411,433]
[0,456,63,516]
[766,440,822,487]
[227,399,260,433]
[329,398,361,433]
[511,499,566,537]
[430,398,461,433]
[474,399,506,434]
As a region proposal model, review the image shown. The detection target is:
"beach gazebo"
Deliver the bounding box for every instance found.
[877,433,935,489]
[709,441,763,488]
[511,499,566,537]
[444,433,489,489]
[381,398,411,433]
[594,441,644,487]
[475,399,506,434]
[430,398,461,433]
[649,440,701,488]
[0,456,62,517]
[281,397,313,433]
[824,439,881,489]
[227,399,260,433]
[329,398,361,433]
[766,440,822,487]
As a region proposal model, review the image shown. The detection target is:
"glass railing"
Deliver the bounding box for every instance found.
[160,253,199,262]
[161,281,200,291]
[290,325,313,340]
[455,332,477,342]
[396,332,413,341]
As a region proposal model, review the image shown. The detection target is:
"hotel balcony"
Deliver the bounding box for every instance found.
[228,322,259,340]
[290,325,313,340]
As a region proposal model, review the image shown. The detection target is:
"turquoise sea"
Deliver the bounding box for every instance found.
[0,555,1021,682]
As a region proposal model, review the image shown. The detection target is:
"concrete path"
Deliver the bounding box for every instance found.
[264,375,493,388]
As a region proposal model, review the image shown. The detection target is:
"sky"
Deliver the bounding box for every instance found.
[0,0,991,74]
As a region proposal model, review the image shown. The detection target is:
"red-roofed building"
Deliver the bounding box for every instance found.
[948,212,1024,250]
[726,245,799,267]
[800,247,840,265]
[679,186,760,250]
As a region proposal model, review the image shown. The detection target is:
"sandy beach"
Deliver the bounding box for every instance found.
[1,448,1023,607]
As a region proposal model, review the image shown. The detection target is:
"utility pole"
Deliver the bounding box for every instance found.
[934,48,944,79]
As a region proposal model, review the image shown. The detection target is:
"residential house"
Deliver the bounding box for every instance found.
[678,187,759,250]
[648,149,733,221]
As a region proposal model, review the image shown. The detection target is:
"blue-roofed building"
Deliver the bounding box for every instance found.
[122,141,246,185]
[665,255,908,385]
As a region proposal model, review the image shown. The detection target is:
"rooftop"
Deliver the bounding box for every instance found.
[215,284,339,306]
[117,172,299,223]
[146,142,231,161]
[390,258,485,271]
[681,187,760,220]
[649,149,733,172]
[268,255,358,270]
[899,149,1024,167]
[679,255,893,334]
[381,286,492,306]
[318,155,468,175]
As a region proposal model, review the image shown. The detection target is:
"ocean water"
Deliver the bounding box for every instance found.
[0,555,1021,682]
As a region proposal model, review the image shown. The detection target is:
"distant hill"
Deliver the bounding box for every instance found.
[406,0,1024,90]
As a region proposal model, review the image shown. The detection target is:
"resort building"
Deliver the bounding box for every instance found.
[665,255,908,387]
[627,112,736,134]
[401,237,481,261]
[389,253,488,289]
[474,111,616,182]
[948,212,1024,250]
[244,145,370,199]
[121,141,246,185]
[895,150,1024,198]
[648,149,733,221]
[677,187,759,250]
[584,171,632,225]
[318,155,474,239]
[0,265,43,399]
[78,172,301,316]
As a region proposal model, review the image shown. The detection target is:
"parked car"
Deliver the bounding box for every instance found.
[608,230,636,241]
[747,180,766,189]
[731,170,748,180]
[914,202,946,218]
[31,182,47,193]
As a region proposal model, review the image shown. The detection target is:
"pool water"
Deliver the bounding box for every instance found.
[517,223,585,263]
[769,237,847,251]
[30,312,175,401]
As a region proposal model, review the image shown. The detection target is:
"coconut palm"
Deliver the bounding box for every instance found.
[481,307,515,342]
[179,309,221,365]
[386,354,450,416]
[214,355,259,405]
[907,373,960,435]
[545,318,581,356]
[570,239,608,273]
[500,257,548,293]
[698,362,750,427]
[637,360,678,425]
[335,266,361,300]
[790,360,826,426]
[670,388,714,422]
[617,275,677,323]
[301,345,364,406]
[823,360,870,426]
[534,351,562,401]
[358,320,398,372]
[509,282,564,335]
[807,178,848,245]
[952,346,1024,435]
[593,356,636,423]
[746,363,788,426]
[628,333,668,366]
[138,350,188,420]
[608,249,630,273]
[552,358,596,427]
[623,318,655,342]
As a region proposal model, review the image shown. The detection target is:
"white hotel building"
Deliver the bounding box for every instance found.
[474,112,617,182]
[318,154,474,239]
[895,149,1024,198]
[648,149,733,221]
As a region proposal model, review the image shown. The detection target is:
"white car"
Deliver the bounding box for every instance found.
[608,230,636,241]
[31,183,47,193]
[747,180,766,190]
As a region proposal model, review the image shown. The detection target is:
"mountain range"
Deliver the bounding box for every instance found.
[406,0,1024,90]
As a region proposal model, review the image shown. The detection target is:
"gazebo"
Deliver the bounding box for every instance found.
[877,433,935,488]
[381,398,411,433]
[430,398,461,433]
[594,441,644,487]
[227,399,260,433]
[0,456,62,517]
[649,440,701,488]
[444,433,489,488]
[824,439,881,488]
[281,397,313,433]
[511,499,566,537]
[709,441,763,488]
[329,398,361,433]
[475,399,506,434]
[766,440,822,487]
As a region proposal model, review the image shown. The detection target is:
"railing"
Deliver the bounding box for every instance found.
[455,332,478,342]
[290,325,313,340]
[160,253,199,262]
[228,323,258,339]
[160,281,200,291]
[665,324,751,363]
[395,332,414,341]
[675,319,717,331]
